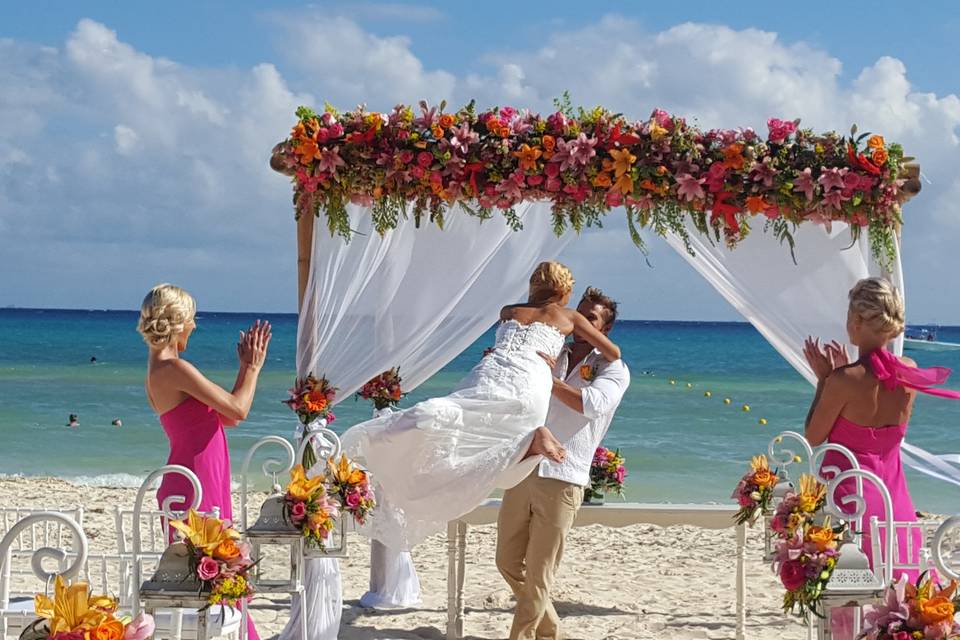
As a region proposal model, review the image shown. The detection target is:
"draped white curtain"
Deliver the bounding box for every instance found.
[280,202,569,639]
[664,222,960,487]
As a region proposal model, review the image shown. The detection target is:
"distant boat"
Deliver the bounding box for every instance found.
[903,326,960,351]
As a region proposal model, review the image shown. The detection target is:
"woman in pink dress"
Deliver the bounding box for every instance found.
[138,283,271,640]
[804,277,960,635]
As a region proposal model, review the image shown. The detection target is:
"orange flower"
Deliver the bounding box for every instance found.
[213,538,241,560]
[580,364,596,381]
[438,114,455,129]
[722,143,745,170]
[917,596,955,626]
[295,139,321,165]
[746,195,769,213]
[805,525,837,552]
[291,122,309,141]
[93,619,124,640]
[609,148,636,178]
[512,144,543,171]
[639,179,659,191]
[752,468,778,489]
[655,165,669,176]
[432,125,444,139]
[303,390,328,413]
[348,469,366,485]
[542,135,556,153]
[867,135,885,150]
[498,124,511,138]
[613,173,634,195]
[871,148,888,166]
[592,173,613,188]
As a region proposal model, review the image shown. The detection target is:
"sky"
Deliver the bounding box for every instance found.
[1,1,958,321]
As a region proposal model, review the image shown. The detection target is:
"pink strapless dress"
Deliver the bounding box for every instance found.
[821,416,922,581]
[157,396,259,640]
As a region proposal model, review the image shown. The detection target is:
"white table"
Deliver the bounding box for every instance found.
[446,501,747,640]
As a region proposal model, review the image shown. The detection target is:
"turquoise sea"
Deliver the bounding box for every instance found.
[1,308,958,513]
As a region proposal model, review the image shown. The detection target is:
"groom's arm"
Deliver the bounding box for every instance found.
[551,361,630,417]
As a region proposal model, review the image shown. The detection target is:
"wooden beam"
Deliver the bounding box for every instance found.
[297,212,314,312]
[900,162,921,204]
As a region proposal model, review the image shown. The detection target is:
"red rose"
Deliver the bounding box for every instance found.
[416,151,434,168]
[779,560,807,591]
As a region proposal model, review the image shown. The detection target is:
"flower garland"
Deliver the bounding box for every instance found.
[862,573,960,639]
[272,96,911,266]
[169,510,257,608]
[731,454,779,526]
[327,454,376,526]
[586,446,627,502]
[283,464,340,550]
[357,367,404,411]
[769,474,846,620]
[21,576,154,640]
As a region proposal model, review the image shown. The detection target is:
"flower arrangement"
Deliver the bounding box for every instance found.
[272,97,912,266]
[586,446,627,502]
[768,474,847,619]
[169,510,256,608]
[283,464,341,549]
[327,454,376,525]
[20,576,154,640]
[731,454,779,525]
[579,364,597,382]
[284,373,338,467]
[862,573,960,640]
[357,367,404,411]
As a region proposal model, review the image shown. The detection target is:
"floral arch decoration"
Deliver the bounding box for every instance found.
[269,96,921,269]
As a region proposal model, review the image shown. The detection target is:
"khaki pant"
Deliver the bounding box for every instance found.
[496,472,583,640]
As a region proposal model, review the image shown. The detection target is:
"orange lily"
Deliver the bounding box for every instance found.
[34,576,116,634]
[170,509,237,554]
[746,195,769,213]
[287,464,325,502]
[722,144,745,170]
[609,148,636,178]
[512,144,542,171]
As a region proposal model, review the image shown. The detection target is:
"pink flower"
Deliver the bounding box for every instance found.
[547,111,568,133]
[614,466,627,483]
[705,162,727,193]
[290,501,307,523]
[676,173,705,202]
[793,168,816,202]
[818,166,846,192]
[417,151,434,168]
[779,560,806,591]
[767,118,797,144]
[605,190,623,207]
[197,556,221,581]
[527,174,544,186]
[345,492,362,509]
[651,109,673,130]
[52,632,85,640]
[316,147,346,175]
[568,133,598,167]
[124,613,156,640]
[499,106,517,121]
[448,123,478,154]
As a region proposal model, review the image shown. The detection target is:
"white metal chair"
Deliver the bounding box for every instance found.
[131,465,240,640]
[0,512,88,639]
[0,507,85,582]
[868,516,941,580]
[931,515,960,580]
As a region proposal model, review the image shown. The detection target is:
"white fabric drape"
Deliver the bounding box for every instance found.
[664,221,960,487]
[280,202,569,638]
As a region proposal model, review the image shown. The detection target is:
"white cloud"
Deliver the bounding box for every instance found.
[0,15,957,322]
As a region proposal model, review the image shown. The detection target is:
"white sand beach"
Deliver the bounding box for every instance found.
[0,476,832,640]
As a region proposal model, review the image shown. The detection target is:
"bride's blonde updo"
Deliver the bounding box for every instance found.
[137,284,196,347]
[848,277,905,338]
[528,261,574,303]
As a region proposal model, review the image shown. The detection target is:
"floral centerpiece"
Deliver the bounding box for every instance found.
[20,576,154,640]
[272,98,912,267]
[861,573,960,639]
[731,454,779,525]
[283,464,341,550]
[768,474,846,620]
[169,510,256,609]
[327,454,376,525]
[357,367,404,411]
[284,373,338,468]
[585,446,627,504]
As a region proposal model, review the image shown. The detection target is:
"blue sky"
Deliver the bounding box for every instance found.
[1,2,958,321]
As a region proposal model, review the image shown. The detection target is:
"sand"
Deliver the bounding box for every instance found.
[0,476,818,640]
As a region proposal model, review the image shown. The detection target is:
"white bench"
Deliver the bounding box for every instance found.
[445,501,746,640]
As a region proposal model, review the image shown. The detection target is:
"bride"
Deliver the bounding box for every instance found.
[340,260,621,549]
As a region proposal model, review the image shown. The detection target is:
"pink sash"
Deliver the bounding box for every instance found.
[868,348,960,399]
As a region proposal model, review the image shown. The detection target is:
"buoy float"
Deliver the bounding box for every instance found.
[670,380,676,385]
[759,418,767,425]
[724,398,732,405]
[742,404,751,412]
[686,383,693,389]
[793,455,802,463]
[704,391,712,398]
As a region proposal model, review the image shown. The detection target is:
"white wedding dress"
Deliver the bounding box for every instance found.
[340,319,566,549]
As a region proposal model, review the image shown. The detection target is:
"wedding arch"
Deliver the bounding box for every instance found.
[266,100,947,640]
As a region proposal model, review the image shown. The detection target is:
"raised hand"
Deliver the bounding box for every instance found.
[803,337,838,382]
[824,340,850,370]
[238,320,272,371]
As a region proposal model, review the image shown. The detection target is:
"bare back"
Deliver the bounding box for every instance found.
[833,360,916,427]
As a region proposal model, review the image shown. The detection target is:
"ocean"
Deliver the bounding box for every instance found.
[1,308,958,513]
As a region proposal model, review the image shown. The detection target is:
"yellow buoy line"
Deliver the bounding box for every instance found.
[666,377,769,426]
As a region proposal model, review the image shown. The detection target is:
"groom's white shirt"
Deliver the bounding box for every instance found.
[537,345,630,487]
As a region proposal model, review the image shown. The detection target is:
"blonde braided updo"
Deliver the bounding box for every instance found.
[848,277,905,338]
[137,284,196,348]
[528,261,575,303]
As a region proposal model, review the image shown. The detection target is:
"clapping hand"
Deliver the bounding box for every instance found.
[238,320,272,371]
[803,336,849,382]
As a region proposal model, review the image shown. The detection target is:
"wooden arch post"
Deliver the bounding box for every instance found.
[270,144,316,310]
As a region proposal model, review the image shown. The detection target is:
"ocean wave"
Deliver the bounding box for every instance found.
[1,472,247,492]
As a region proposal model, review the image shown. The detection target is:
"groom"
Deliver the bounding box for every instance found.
[496,286,630,640]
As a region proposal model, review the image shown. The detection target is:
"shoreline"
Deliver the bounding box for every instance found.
[0,476,826,639]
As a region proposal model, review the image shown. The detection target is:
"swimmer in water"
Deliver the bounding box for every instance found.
[67,414,79,428]
[112,418,122,427]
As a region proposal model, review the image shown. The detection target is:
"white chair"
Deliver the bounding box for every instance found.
[131,465,240,640]
[0,512,88,639]
[930,515,960,580]
[0,507,85,583]
[868,517,941,580]
[113,505,172,608]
